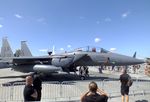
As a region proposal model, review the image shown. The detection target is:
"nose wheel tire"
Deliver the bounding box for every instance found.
[80,76,85,80]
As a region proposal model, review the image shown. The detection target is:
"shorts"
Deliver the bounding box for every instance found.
[121,86,129,96]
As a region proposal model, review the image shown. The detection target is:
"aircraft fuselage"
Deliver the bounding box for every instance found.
[12,50,144,73]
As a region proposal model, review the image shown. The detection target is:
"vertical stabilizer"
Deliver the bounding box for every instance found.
[133,52,136,58]
[20,41,32,56]
[1,37,13,57]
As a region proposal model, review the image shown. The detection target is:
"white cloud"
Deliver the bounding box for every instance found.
[67,45,71,48]
[14,14,23,19]
[96,21,100,24]
[122,12,130,18]
[37,18,46,24]
[39,49,48,52]
[110,48,117,52]
[37,18,45,22]
[94,38,101,43]
[0,17,4,20]
[60,48,64,51]
[0,24,3,28]
[105,18,111,22]
[79,16,85,19]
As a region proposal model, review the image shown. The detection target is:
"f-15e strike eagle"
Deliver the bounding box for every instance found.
[0,38,144,79]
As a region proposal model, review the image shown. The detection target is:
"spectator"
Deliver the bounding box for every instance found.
[33,74,42,101]
[84,66,89,77]
[79,66,83,76]
[98,66,103,73]
[119,68,131,102]
[81,81,108,102]
[23,76,37,101]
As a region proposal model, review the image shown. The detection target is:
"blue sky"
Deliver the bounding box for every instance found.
[0,0,149,58]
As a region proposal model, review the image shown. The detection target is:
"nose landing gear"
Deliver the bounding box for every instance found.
[79,66,89,80]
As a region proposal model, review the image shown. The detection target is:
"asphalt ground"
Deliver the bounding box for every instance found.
[0,67,150,102]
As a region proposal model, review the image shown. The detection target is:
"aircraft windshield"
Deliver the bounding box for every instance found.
[74,46,109,53]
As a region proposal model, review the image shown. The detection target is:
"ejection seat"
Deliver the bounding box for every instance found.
[92,48,96,52]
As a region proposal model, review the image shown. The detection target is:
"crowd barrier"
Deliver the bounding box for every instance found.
[0,79,150,101]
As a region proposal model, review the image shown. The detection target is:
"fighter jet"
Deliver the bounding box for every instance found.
[11,46,144,79]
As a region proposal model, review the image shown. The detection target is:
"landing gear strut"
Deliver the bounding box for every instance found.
[79,66,89,80]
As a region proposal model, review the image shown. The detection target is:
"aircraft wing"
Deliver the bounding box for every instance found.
[12,55,71,65]
[12,56,51,64]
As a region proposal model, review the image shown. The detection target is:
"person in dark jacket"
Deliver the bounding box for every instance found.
[24,76,37,101]
[33,74,42,101]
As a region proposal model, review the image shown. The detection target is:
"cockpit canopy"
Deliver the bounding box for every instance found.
[74,46,110,53]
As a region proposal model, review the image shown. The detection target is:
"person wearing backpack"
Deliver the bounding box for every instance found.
[119,68,131,102]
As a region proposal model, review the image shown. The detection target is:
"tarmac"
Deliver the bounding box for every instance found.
[0,67,150,102]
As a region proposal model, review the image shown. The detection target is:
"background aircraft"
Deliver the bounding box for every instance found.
[0,38,32,68]
[11,46,144,79]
